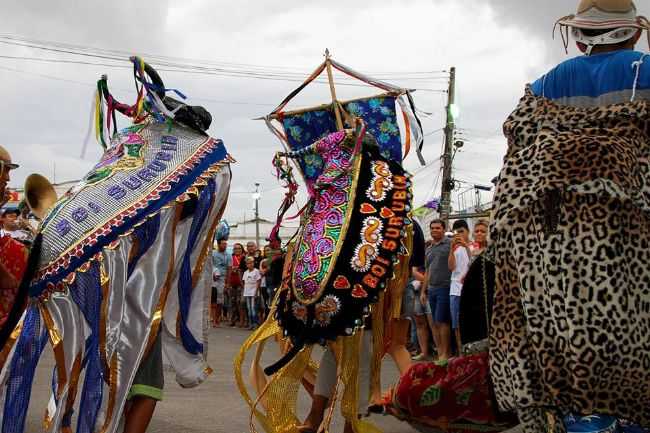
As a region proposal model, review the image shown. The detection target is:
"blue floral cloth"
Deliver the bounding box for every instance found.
[564,414,650,433]
[281,96,402,182]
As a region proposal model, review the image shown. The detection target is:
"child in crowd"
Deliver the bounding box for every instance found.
[242,256,261,330]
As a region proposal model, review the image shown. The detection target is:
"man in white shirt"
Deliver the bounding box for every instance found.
[448,219,471,354]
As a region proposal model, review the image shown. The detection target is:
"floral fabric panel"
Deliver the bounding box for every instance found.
[293,131,354,304]
[281,96,402,183]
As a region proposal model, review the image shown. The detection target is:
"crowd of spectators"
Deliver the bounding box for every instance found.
[211,238,285,330]
[407,218,489,361]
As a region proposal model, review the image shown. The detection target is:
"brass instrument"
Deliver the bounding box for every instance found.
[24,174,57,220]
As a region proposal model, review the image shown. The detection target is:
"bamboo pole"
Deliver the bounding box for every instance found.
[324,49,344,130]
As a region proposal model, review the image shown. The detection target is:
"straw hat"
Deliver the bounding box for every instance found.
[554,0,649,54]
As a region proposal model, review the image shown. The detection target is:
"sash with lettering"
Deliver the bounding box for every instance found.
[266,129,412,373]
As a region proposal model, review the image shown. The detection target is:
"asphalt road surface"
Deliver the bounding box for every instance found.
[24,326,425,433]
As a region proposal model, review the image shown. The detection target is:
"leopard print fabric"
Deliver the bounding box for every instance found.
[489,88,650,432]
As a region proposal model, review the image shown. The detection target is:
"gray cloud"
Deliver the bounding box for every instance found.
[4,0,641,226]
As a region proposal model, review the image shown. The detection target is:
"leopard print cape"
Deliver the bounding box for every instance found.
[489,88,650,432]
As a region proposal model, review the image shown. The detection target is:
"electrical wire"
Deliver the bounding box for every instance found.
[0,52,447,92]
[0,64,276,107]
[0,37,449,92]
[0,34,447,72]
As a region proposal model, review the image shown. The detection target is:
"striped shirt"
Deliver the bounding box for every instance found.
[531,49,650,107]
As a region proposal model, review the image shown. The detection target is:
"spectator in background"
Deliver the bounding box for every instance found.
[0,209,32,244]
[211,238,231,327]
[469,219,489,258]
[242,257,262,330]
[230,243,247,328]
[449,220,471,354]
[264,237,285,307]
[239,241,262,273]
[258,244,271,322]
[408,222,435,361]
[423,219,452,361]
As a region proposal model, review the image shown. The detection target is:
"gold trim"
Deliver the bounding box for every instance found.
[98,254,111,378]
[98,353,118,433]
[0,320,23,370]
[292,136,364,305]
[39,303,67,400]
[142,204,182,359]
[177,183,229,338]
[55,350,83,433]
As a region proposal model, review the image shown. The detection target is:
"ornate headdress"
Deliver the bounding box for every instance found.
[554,0,650,55]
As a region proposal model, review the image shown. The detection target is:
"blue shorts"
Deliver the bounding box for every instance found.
[427,287,450,324]
[450,295,461,329]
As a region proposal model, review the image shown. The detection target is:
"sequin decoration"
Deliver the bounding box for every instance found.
[292,303,308,324]
[292,132,356,304]
[314,295,341,326]
[350,216,384,273]
[366,160,394,202]
[333,275,351,290]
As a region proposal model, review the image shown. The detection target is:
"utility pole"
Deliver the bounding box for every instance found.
[439,66,456,224]
[253,183,261,247]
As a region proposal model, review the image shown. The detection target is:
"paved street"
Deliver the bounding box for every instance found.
[24,327,423,433]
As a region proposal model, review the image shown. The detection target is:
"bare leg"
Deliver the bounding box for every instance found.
[414,315,430,357]
[387,319,412,374]
[298,394,328,432]
[210,303,217,326]
[436,323,451,360]
[123,396,157,433]
[238,304,247,327]
[214,304,222,327]
[454,328,462,355]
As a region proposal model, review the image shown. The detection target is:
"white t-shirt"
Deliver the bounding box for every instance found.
[242,268,262,297]
[450,246,470,297]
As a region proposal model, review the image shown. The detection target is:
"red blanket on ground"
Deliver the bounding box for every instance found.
[387,352,509,432]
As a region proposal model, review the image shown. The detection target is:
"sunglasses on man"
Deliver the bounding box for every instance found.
[0,160,19,172]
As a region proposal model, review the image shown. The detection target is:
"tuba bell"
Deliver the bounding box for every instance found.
[24,174,57,221]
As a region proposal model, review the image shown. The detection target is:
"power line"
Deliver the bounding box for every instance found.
[0,65,275,107]
[0,36,448,92]
[0,34,451,77]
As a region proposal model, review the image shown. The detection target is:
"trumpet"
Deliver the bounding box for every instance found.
[24,173,57,221]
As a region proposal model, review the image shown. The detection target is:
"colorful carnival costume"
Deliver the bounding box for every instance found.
[490,2,650,431]
[235,54,420,433]
[0,58,231,433]
[0,235,28,328]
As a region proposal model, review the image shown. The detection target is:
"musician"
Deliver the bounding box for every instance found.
[0,145,22,286]
[0,145,26,328]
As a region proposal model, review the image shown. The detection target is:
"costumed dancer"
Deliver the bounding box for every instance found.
[0,146,28,330]
[238,124,412,433]
[235,54,422,433]
[0,57,232,433]
[490,1,650,431]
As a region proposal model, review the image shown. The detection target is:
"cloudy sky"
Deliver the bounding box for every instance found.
[1,1,648,225]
